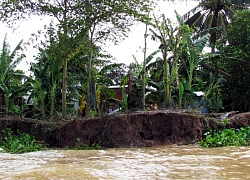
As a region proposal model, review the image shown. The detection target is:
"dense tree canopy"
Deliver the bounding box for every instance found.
[221,10,250,112]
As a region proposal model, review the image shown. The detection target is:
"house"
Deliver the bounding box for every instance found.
[106,85,128,113]
[109,85,127,101]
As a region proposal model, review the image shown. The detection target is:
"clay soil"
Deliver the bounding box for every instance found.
[0,110,250,148]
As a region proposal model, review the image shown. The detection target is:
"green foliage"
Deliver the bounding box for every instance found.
[151,12,195,108]
[121,86,128,112]
[203,81,223,112]
[150,11,215,109]
[220,10,250,112]
[200,126,250,148]
[0,128,45,153]
[97,62,127,86]
[0,34,28,115]
[90,110,97,117]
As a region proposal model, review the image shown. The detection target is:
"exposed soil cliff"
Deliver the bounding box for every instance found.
[48,111,205,148]
[0,110,249,148]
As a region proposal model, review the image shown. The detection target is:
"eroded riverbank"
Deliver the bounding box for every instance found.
[1,111,250,148]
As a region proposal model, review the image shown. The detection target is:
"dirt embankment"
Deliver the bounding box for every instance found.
[0,111,250,148]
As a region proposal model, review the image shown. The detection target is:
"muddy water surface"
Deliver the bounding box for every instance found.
[0,145,250,179]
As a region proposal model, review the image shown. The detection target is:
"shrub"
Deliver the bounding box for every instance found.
[200,126,250,148]
[0,128,46,153]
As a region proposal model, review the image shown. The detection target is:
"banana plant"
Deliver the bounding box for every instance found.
[0,35,27,114]
[186,32,211,91]
[146,80,165,106]
[32,78,46,119]
[29,49,62,120]
[150,11,195,108]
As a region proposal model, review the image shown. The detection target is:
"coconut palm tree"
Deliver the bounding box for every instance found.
[182,0,250,52]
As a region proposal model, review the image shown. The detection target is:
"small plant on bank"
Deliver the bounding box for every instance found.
[200,126,250,148]
[74,138,103,150]
[0,128,46,153]
[75,142,103,150]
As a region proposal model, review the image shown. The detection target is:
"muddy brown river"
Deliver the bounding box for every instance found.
[0,145,249,179]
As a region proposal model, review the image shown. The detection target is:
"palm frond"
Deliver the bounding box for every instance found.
[146,58,163,71]
[98,63,125,75]
[145,50,160,65]
[191,27,219,41]
[120,74,129,86]
[193,33,210,52]
[8,85,28,102]
[11,54,26,70]
[174,10,184,26]
[203,61,232,77]
[219,12,227,34]
[147,80,162,89]
[0,35,9,75]
[8,40,25,72]
[223,5,236,18]
[185,11,202,27]
[204,12,214,30]
[182,3,203,22]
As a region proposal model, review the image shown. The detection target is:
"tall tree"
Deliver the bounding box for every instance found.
[142,13,150,111]
[75,0,153,117]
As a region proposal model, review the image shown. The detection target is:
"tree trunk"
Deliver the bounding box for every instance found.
[163,52,170,108]
[61,0,68,119]
[50,100,55,119]
[163,59,170,108]
[50,83,56,119]
[62,57,67,119]
[142,22,148,111]
[86,26,95,118]
[41,99,45,120]
[85,54,92,118]
[5,93,9,114]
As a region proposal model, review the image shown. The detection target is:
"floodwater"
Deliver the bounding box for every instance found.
[0,145,250,179]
